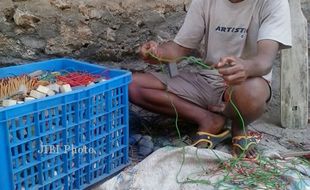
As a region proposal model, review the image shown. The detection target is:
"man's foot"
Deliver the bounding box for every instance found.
[231,132,262,160]
[192,113,229,148]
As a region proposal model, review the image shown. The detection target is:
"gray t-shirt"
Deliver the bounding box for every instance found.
[174,0,292,81]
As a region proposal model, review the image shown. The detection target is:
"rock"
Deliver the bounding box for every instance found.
[156,31,172,40]
[49,0,71,10]
[79,4,104,19]
[20,36,46,50]
[121,61,148,72]
[138,145,153,157]
[106,27,116,42]
[135,19,144,27]
[172,139,188,147]
[111,24,120,30]
[89,9,104,19]
[45,23,93,55]
[138,135,154,157]
[13,9,40,28]
[77,24,92,39]
[161,139,172,147]
[140,135,152,141]
[22,49,36,59]
[142,11,165,28]
[37,21,59,39]
[14,28,24,35]
[129,134,142,145]
[0,34,24,59]
[78,4,89,18]
[3,7,15,22]
[45,38,72,55]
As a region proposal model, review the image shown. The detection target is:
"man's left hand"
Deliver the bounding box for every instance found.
[214,56,248,85]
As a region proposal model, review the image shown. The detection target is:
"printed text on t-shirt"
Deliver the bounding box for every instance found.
[215,26,248,38]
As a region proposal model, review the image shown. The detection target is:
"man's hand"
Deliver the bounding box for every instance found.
[214,40,279,85]
[139,41,193,65]
[214,56,249,85]
[139,41,161,64]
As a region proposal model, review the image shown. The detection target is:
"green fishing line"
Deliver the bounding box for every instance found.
[147,50,302,189]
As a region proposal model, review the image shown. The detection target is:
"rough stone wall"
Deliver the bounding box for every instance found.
[0,0,189,64]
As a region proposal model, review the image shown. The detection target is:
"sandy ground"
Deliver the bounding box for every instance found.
[249,119,310,154]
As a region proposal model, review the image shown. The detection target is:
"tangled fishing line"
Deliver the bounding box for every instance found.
[146,51,310,189]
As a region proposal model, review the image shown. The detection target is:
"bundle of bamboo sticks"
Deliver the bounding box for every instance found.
[0,75,38,100]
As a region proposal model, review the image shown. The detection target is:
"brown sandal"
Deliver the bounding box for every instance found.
[232,135,260,161]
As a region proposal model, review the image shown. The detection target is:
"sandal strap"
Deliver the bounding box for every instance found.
[192,139,213,149]
[192,130,230,149]
[197,130,230,138]
[232,136,258,151]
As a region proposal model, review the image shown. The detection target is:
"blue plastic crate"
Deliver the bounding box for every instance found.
[0,58,131,190]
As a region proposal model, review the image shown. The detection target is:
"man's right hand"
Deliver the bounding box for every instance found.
[139,41,161,64]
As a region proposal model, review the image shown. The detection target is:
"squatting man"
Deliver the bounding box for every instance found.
[129,0,292,160]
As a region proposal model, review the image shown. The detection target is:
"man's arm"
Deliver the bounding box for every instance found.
[244,40,279,77]
[215,40,279,85]
[140,41,193,64]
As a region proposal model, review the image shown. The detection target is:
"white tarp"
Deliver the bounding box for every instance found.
[95,146,310,190]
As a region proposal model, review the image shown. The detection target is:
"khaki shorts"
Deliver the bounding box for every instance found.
[152,69,273,109]
[151,69,226,109]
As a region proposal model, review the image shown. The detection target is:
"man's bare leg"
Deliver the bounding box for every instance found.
[129,73,226,135]
[223,77,270,159]
[129,73,270,158]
